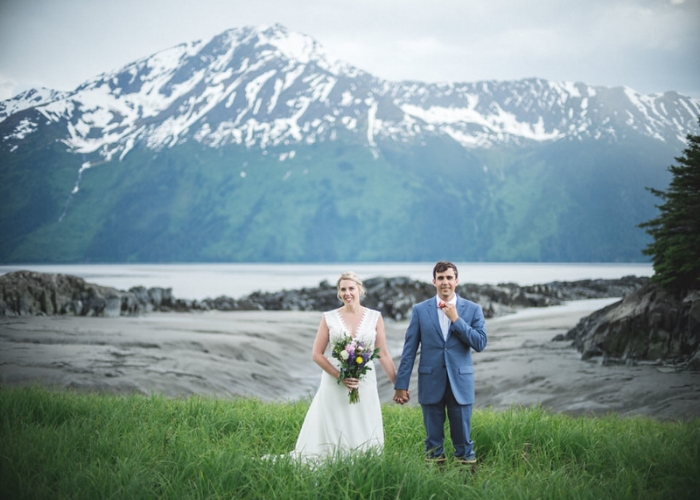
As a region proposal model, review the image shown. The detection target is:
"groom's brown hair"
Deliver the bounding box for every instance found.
[433,261,458,279]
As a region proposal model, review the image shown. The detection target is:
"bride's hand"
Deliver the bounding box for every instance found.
[393,389,410,404]
[341,377,359,390]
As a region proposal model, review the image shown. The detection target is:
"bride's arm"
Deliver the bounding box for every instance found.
[311,316,338,376]
[375,315,397,386]
[311,316,358,389]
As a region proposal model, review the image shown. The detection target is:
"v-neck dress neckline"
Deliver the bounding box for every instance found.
[335,307,368,339]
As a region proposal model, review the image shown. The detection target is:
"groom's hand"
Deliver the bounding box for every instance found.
[393,389,410,405]
[440,302,459,323]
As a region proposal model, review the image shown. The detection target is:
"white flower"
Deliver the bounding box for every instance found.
[340,350,350,360]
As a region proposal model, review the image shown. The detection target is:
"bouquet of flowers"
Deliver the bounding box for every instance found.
[331,333,380,404]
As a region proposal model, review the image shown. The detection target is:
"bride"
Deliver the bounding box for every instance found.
[291,271,398,459]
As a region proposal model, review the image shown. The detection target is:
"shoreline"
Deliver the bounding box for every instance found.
[0,263,654,301]
[1,299,698,420]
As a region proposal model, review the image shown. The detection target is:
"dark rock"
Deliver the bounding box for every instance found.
[216,275,649,321]
[0,271,175,317]
[0,271,650,323]
[559,283,700,369]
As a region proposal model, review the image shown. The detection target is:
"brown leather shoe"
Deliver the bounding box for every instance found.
[426,456,447,468]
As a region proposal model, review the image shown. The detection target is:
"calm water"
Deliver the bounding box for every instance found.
[0,263,653,301]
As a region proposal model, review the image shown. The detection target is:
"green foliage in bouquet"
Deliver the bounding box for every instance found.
[331,334,380,403]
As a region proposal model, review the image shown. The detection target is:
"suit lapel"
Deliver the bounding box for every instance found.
[455,296,467,316]
[445,296,467,341]
[428,299,443,341]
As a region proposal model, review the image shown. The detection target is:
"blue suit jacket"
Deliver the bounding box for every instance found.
[395,295,487,405]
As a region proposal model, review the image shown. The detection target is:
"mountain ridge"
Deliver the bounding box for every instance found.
[1,24,698,263]
[3,24,697,159]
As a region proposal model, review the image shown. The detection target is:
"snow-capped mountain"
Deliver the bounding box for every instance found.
[2,24,698,162]
[0,87,67,122]
[1,24,698,264]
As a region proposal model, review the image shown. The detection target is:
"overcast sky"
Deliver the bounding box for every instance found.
[0,0,698,101]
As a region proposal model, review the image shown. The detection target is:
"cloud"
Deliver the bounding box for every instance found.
[0,0,698,98]
[0,75,20,101]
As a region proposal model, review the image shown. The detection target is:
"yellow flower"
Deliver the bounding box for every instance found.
[355,356,363,364]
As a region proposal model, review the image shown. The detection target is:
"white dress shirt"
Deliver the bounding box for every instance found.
[435,295,457,340]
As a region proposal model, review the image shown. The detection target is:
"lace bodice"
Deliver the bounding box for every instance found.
[324,308,379,367]
[325,307,379,343]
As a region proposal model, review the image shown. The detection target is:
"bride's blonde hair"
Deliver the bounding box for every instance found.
[336,271,366,301]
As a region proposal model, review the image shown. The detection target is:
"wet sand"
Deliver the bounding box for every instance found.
[1,299,698,420]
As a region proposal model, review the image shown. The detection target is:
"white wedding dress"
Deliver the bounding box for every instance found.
[292,307,384,460]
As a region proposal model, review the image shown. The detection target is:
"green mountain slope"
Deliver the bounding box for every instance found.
[0,130,675,263]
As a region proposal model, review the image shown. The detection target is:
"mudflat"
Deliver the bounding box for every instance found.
[1,298,698,420]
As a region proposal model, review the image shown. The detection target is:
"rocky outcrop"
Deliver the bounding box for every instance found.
[555,283,700,370]
[0,271,175,317]
[195,275,650,320]
[220,277,434,320]
[457,276,649,318]
[0,271,649,321]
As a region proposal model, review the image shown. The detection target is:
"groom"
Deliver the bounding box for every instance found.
[393,261,487,465]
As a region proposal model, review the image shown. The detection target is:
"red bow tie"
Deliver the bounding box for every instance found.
[438,301,446,309]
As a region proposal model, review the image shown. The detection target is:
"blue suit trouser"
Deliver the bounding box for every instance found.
[421,376,474,460]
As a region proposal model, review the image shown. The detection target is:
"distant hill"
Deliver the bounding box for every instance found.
[1,24,698,263]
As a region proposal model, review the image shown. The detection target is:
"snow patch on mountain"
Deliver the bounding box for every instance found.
[400,103,563,146]
[1,24,699,161]
[2,117,37,141]
[0,87,68,123]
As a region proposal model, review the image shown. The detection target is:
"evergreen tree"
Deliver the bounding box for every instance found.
[639,119,700,292]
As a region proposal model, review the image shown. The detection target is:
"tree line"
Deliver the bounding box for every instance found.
[639,117,700,292]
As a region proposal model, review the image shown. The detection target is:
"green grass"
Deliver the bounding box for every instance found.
[1,386,698,499]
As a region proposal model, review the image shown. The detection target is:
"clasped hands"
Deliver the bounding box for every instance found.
[393,389,410,405]
[342,377,410,404]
